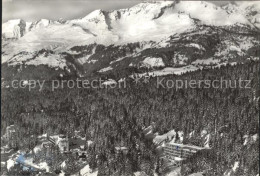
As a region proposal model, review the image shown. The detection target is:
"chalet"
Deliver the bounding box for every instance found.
[163,142,204,162]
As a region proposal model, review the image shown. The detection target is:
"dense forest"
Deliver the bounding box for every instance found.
[1,60,259,175]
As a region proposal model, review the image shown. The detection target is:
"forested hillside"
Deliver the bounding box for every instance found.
[1,60,259,175]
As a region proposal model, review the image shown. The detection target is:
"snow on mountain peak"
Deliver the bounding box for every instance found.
[2,19,26,39]
[2,1,259,68]
[70,9,110,35]
[173,1,250,26]
[125,1,174,17]
[2,1,256,42]
[30,19,52,30]
[227,1,260,28]
[83,9,104,20]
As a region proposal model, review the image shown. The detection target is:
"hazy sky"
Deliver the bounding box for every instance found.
[2,0,230,22]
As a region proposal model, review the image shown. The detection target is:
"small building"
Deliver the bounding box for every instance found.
[163,142,204,162]
[56,135,69,153]
[115,146,128,155]
[6,125,17,148]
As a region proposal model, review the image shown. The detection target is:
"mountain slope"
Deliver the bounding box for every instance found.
[2,1,260,80]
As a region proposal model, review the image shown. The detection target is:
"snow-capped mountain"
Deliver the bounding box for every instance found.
[2,1,260,80]
[2,19,27,39]
[3,1,258,43]
[223,1,260,28]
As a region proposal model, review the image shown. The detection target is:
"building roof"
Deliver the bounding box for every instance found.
[115,146,128,150]
[166,142,204,151]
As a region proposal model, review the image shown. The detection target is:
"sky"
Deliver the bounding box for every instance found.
[2,0,230,22]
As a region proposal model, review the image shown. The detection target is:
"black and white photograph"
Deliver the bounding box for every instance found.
[1,0,260,175]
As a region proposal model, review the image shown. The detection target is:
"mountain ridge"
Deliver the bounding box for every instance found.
[3,1,259,41]
[1,1,260,81]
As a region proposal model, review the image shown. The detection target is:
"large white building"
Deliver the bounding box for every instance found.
[163,142,204,161]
